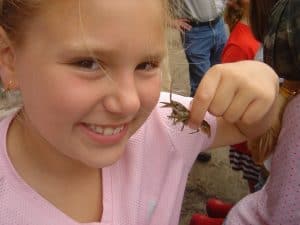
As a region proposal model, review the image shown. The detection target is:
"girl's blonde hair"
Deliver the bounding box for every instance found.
[0,0,44,45]
[248,89,292,164]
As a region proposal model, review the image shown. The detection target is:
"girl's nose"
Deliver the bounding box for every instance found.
[103,75,141,116]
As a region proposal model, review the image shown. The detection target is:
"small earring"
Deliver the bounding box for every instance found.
[4,80,14,93]
[1,80,14,98]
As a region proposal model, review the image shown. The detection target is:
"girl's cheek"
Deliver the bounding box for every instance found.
[140,76,161,108]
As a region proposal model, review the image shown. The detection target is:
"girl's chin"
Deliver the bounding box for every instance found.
[82,150,125,168]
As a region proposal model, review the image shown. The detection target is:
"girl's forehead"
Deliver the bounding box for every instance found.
[40,0,166,21]
[26,0,166,52]
[41,1,165,34]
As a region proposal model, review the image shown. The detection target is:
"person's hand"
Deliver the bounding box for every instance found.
[171,18,192,32]
[188,61,279,138]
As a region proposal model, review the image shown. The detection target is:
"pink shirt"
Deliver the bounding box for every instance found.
[226,94,300,225]
[0,92,216,225]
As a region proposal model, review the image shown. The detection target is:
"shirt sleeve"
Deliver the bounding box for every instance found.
[262,96,300,224]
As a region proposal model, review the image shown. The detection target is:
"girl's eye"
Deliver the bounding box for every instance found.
[136,61,159,71]
[72,59,101,71]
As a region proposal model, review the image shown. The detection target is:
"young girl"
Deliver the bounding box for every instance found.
[222,0,260,62]
[224,0,300,224]
[0,1,279,225]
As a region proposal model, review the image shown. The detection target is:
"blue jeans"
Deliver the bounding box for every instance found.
[182,19,227,97]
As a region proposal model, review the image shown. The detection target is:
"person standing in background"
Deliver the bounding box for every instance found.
[172,0,227,97]
[222,0,260,62]
[171,0,227,162]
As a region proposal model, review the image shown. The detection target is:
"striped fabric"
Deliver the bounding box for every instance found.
[229,149,261,183]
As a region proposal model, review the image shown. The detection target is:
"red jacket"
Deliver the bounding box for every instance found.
[222,22,260,63]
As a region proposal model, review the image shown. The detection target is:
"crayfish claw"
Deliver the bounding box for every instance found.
[200,120,211,137]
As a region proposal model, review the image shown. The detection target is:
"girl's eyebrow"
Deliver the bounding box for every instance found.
[142,53,168,62]
[60,42,166,60]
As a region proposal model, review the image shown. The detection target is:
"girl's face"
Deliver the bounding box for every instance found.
[10,0,166,168]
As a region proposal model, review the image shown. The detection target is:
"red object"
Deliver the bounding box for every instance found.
[206,198,234,218]
[231,142,251,155]
[221,22,260,63]
[190,214,224,225]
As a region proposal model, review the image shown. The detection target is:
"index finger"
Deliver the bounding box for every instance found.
[188,69,221,129]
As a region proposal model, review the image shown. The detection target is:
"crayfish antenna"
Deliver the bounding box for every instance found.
[181,124,185,131]
[160,102,172,108]
[169,80,173,103]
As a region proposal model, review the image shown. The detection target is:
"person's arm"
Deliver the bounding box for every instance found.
[264,115,300,223]
[188,60,279,149]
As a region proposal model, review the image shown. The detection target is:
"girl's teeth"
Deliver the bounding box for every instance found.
[113,127,122,135]
[103,127,114,136]
[87,124,124,136]
[94,126,103,133]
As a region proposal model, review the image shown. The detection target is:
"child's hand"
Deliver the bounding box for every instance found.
[188,61,279,145]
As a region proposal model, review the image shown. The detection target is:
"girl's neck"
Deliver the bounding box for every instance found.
[239,16,249,25]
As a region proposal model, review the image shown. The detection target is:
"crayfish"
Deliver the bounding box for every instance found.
[160,87,211,137]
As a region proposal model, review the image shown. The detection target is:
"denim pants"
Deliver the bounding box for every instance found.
[182,19,227,97]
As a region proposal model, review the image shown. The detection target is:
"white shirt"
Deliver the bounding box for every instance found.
[178,0,225,21]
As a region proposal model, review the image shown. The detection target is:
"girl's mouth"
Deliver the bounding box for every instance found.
[80,123,128,145]
[86,124,125,136]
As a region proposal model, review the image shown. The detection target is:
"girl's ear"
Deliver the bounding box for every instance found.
[0,26,19,90]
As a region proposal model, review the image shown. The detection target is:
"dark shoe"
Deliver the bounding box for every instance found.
[197,152,211,162]
[190,214,224,225]
[206,198,233,218]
